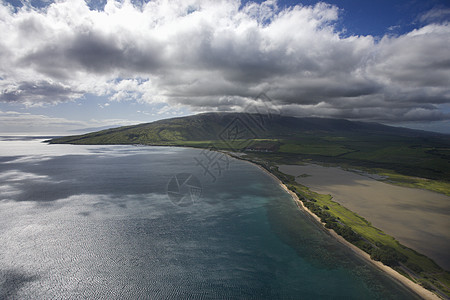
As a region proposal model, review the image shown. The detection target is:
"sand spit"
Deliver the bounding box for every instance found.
[279,164,450,272]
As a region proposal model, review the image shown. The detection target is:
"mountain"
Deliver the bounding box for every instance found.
[49,112,450,180]
[49,112,444,143]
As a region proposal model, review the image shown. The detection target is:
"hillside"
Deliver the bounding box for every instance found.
[49,112,450,181]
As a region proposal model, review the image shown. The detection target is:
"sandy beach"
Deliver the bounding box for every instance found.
[250,162,440,300]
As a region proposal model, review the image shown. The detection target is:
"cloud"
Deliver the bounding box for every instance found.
[419,7,450,23]
[0,184,23,198]
[0,0,449,122]
[0,80,84,105]
[0,110,137,133]
[0,170,49,182]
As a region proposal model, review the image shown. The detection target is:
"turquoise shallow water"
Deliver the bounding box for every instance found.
[0,137,419,299]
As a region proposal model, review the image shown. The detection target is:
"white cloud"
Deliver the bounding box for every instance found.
[0,170,49,181]
[0,0,449,122]
[419,7,450,23]
[0,184,22,199]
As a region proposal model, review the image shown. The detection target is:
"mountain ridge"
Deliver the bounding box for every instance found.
[49,112,448,145]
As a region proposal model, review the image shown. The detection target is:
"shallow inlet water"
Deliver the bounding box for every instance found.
[0,137,419,299]
[279,164,450,271]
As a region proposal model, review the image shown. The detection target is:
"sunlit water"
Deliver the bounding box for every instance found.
[0,137,419,299]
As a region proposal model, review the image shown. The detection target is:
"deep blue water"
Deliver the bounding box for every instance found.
[0,137,419,299]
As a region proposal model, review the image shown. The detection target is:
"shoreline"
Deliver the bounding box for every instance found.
[246,160,440,300]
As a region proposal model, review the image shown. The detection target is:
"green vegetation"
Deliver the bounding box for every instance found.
[370,245,407,267]
[278,141,350,156]
[378,171,450,197]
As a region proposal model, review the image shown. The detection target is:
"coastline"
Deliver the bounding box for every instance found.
[248,160,440,300]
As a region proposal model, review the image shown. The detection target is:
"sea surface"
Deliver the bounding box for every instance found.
[0,137,419,299]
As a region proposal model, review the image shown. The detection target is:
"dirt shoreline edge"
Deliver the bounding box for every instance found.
[248,160,440,300]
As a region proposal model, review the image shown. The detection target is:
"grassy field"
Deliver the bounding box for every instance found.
[377,171,450,197]
[278,141,351,156]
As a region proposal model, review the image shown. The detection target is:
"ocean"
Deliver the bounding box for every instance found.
[0,137,419,299]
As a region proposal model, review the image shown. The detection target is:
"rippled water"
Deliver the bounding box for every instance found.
[0,137,419,299]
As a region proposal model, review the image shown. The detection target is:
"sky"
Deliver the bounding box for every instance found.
[0,0,449,135]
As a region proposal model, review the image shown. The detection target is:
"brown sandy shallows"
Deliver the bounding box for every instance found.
[279,164,450,272]
[244,163,439,300]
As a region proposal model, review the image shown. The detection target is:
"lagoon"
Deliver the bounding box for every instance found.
[279,163,450,271]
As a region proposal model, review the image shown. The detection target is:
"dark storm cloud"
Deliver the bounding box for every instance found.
[20,31,164,77]
[0,81,83,104]
[0,0,449,122]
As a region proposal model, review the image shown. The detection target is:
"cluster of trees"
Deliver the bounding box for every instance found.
[370,244,407,267]
[275,171,296,185]
[328,222,361,243]
[405,261,423,274]
[359,241,374,253]
[302,200,361,243]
